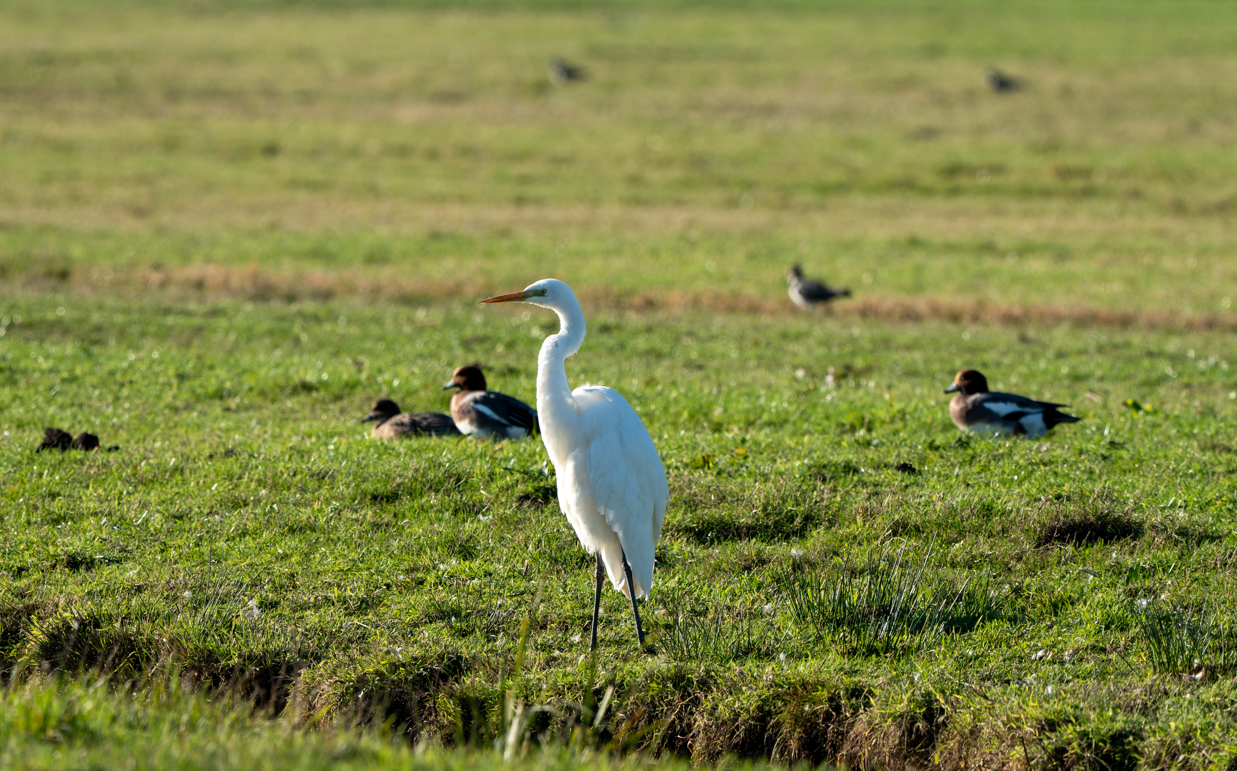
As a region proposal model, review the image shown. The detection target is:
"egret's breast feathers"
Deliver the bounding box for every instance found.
[578,388,669,532]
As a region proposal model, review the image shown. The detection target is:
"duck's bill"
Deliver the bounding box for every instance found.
[480,291,531,304]
[943,384,960,393]
[442,381,461,390]
[361,412,379,422]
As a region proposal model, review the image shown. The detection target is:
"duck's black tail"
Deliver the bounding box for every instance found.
[1045,409,1081,429]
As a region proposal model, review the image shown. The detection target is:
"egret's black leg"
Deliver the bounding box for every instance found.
[620,548,645,647]
[590,552,604,651]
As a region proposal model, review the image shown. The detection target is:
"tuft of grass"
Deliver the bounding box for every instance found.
[660,606,779,663]
[784,541,1000,655]
[1131,601,1213,676]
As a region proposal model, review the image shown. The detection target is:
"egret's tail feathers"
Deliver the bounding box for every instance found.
[598,543,650,599]
[618,575,647,601]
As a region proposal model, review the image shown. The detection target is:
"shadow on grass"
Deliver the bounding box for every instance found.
[1033,491,1143,548]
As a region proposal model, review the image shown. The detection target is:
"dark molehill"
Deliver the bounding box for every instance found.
[812,460,862,483]
[516,482,557,508]
[1035,508,1143,547]
[38,427,118,452]
[73,432,99,450]
[38,427,74,451]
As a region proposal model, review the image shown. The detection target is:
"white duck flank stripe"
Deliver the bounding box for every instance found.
[982,400,1038,417]
[471,401,513,426]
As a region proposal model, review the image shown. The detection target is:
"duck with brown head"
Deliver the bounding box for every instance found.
[945,369,1081,438]
[442,364,538,440]
[362,399,459,438]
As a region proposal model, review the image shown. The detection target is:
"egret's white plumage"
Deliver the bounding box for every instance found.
[482,279,668,647]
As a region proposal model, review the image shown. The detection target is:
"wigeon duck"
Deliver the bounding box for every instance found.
[442,365,538,440]
[945,369,1080,438]
[786,265,851,309]
[362,399,459,438]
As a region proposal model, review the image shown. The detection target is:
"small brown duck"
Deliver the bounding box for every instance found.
[362,399,460,438]
[945,369,1080,438]
[442,365,538,440]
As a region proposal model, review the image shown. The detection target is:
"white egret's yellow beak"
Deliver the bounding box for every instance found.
[480,291,531,304]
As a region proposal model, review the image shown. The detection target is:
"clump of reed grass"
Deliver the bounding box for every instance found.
[784,541,1000,655]
[660,606,781,663]
[1131,601,1213,675]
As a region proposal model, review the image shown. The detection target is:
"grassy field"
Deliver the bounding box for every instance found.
[3,1,1237,769]
[2,676,766,771]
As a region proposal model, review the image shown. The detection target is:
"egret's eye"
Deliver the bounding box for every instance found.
[535,288,548,297]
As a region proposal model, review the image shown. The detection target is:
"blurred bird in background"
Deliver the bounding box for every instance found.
[362,399,460,438]
[786,265,852,309]
[985,67,1019,92]
[548,57,586,85]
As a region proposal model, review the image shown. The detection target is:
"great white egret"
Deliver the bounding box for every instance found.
[362,399,460,438]
[945,369,1080,437]
[442,365,538,440]
[482,279,668,649]
[786,265,851,309]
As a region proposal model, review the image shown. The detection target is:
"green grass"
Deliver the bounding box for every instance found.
[3,0,1237,769]
[4,296,1237,767]
[2,675,778,771]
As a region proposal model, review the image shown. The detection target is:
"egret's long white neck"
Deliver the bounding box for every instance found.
[535,292,586,457]
[537,296,585,400]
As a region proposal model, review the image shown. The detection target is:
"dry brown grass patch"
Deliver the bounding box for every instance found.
[10,261,1237,333]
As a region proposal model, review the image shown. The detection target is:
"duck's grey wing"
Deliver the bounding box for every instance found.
[460,391,538,437]
[974,392,1052,418]
[975,392,1079,435]
[405,412,462,436]
[962,398,1022,427]
[381,412,460,437]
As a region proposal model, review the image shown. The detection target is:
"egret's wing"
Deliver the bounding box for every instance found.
[578,386,668,598]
